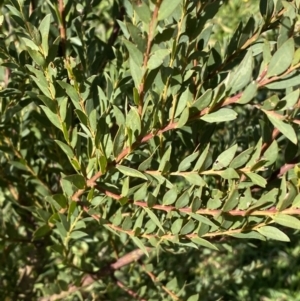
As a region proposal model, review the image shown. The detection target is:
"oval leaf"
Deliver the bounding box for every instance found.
[201,108,237,123]
[257,226,290,242]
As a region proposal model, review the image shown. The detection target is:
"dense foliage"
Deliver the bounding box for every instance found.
[2,0,300,300]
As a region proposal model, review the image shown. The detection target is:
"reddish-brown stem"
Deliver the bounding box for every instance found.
[88,183,300,218]
[116,280,148,301]
[142,264,180,300]
[58,0,66,56]
[107,220,272,240]
[138,0,162,115]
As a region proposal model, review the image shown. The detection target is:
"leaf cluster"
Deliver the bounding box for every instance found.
[1,0,300,299]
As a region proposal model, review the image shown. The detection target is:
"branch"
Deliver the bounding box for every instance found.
[89,182,300,218]
[142,264,181,300]
[107,220,275,240]
[70,61,300,203]
[116,279,147,301]
[58,0,66,57]
[138,0,162,115]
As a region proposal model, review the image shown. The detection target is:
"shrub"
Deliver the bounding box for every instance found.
[1,0,300,300]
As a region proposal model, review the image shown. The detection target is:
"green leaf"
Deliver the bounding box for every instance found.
[33,224,51,239]
[147,49,170,70]
[52,194,68,209]
[183,173,207,186]
[26,22,42,46]
[113,105,125,126]
[75,109,88,126]
[188,213,216,227]
[228,50,253,94]
[126,107,141,139]
[222,188,239,212]
[175,87,191,118]
[70,231,88,240]
[64,174,86,189]
[158,145,172,172]
[122,216,133,230]
[175,191,190,209]
[229,231,266,240]
[133,1,151,24]
[250,159,268,172]
[218,168,240,180]
[178,151,199,172]
[117,165,147,180]
[237,82,257,104]
[117,20,130,39]
[272,214,300,230]
[171,219,183,234]
[55,140,73,158]
[147,192,156,208]
[247,189,278,212]
[193,144,210,171]
[30,75,52,99]
[57,81,81,110]
[27,48,46,66]
[180,220,195,235]
[190,237,219,250]
[257,226,290,242]
[213,144,238,170]
[230,147,254,169]
[60,178,75,197]
[245,172,267,188]
[260,0,274,20]
[163,187,178,205]
[5,5,23,20]
[158,0,182,21]
[130,57,144,87]
[279,89,299,111]
[89,109,97,133]
[38,14,51,56]
[21,37,39,51]
[11,161,28,171]
[292,194,300,208]
[59,213,70,231]
[266,74,300,89]
[113,124,126,158]
[191,89,213,112]
[247,138,262,167]
[201,108,237,123]
[68,202,78,221]
[143,207,165,233]
[138,152,155,172]
[40,106,61,130]
[267,38,294,77]
[123,39,143,66]
[265,113,297,144]
[264,140,278,166]
[187,294,199,301]
[177,107,189,128]
[130,236,149,257]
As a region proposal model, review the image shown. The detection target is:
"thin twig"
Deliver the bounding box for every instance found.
[138,0,162,115]
[58,0,66,57]
[116,279,148,301]
[142,264,181,301]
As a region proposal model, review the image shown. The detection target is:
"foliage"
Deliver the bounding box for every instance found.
[1,0,300,300]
